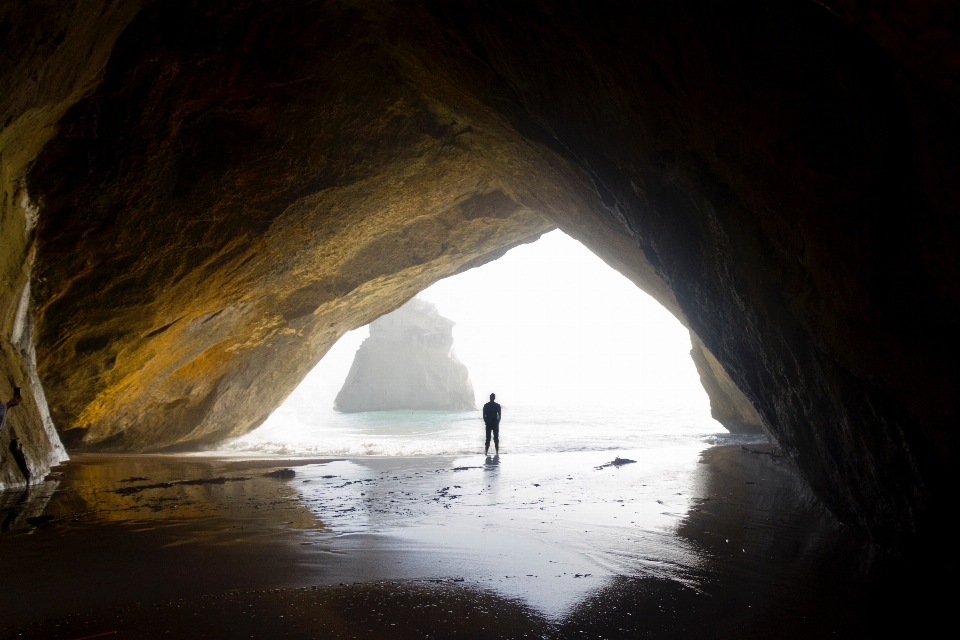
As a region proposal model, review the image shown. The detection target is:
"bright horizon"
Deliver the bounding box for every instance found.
[281,230,713,420]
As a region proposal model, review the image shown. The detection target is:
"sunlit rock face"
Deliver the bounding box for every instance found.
[0,0,140,487]
[22,1,560,453]
[335,299,475,413]
[2,0,958,548]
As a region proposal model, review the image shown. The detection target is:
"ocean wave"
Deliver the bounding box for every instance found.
[213,406,730,457]
[216,439,486,457]
[214,436,713,457]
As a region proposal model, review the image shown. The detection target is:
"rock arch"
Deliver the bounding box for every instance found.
[2,0,957,548]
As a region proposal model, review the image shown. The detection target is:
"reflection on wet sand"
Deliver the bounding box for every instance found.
[562,446,874,638]
[39,455,333,527]
[0,455,340,626]
[0,476,60,531]
[0,447,930,637]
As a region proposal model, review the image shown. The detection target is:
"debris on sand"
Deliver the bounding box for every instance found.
[595,457,636,470]
[118,476,149,483]
[114,476,251,495]
[264,468,296,479]
[740,445,783,457]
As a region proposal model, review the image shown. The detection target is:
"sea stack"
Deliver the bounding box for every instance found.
[334,299,476,412]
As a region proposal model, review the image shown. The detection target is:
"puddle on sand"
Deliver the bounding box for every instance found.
[4,454,333,530]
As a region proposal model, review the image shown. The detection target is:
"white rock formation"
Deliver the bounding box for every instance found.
[334,298,476,412]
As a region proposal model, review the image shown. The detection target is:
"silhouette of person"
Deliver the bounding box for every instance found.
[482,392,501,455]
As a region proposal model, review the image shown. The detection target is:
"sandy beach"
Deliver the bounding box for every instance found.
[0,445,930,638]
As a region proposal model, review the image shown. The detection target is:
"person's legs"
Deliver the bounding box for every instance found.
[493,426,499,454]
[485,424,492,455]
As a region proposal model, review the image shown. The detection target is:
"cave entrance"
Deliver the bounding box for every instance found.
[220,231,741,457]
[208,230,769,613]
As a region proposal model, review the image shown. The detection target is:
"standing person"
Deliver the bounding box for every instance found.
[483,392,501,455]
[0,388,23,434]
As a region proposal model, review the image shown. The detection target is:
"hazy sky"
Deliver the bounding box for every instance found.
[291,230,710,415]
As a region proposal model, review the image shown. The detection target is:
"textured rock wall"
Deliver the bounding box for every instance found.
[0,0,141,487]
[23,0,569,451]
[431,0,957,547]
[689,333,765,435]
[2,0,957,549]
[335,298,475,412]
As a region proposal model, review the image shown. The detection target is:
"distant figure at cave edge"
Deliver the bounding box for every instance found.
[483,392,501,456]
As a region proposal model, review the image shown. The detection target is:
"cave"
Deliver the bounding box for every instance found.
[1,0,957,626]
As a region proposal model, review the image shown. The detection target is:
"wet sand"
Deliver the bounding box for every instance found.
[0,446,938,638]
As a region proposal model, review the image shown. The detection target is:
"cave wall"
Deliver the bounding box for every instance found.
[689,333,765,435]
[491,0,957,547]
[412,0,959,547]
[0,0,141,487]
[21,0,609,451]
[1,0,957,548]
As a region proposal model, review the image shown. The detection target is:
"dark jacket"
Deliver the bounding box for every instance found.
[482,401,501,426]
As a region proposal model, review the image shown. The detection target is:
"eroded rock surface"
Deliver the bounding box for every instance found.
[1,1,957,549]
[335,299,475,412]
[689,333,765,435]
[0,0,141,487]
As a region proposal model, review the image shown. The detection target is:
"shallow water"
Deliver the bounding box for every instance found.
[282,449,710,616]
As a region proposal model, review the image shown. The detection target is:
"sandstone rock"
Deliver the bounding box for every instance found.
[0,0,139,488]
[1,0,958,549]
[689,333,765,435]
[334,299,475,413]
